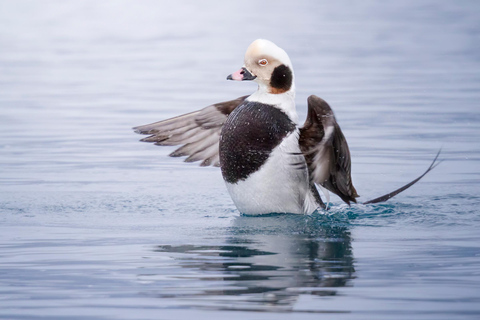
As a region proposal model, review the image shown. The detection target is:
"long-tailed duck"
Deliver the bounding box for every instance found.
[134,39,439,215]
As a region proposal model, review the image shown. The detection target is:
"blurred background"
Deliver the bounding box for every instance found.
[1,1,479,319]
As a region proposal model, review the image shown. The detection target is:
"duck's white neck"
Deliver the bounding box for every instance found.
[247,83,298,124]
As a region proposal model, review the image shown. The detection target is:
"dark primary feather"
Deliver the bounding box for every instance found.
[299,95,359,205]
[133,96,247,167]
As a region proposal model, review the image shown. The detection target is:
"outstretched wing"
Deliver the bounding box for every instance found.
[299,95,359,205]
[134,96,248,167]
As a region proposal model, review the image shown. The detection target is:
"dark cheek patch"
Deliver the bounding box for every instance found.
[269,64,293,94]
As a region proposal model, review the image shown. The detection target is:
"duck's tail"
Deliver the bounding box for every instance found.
[363,149,442,205]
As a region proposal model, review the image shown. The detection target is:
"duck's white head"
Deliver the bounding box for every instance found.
[227,39,294,95]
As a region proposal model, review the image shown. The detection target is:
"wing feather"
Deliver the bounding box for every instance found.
[299,95,359,205]
[134,96,248,167]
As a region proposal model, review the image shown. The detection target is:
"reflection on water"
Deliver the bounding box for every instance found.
[146,214,354,311]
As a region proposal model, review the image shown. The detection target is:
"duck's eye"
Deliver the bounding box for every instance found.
[258,59,268,66]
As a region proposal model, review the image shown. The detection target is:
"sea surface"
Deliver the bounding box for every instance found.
[1,1,480,319]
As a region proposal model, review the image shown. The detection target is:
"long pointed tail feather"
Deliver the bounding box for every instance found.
[363,149,442,205]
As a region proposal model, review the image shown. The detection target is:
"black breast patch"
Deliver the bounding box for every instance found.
[219,101,296,184]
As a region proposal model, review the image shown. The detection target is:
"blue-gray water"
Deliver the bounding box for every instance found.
[1,1,480,319]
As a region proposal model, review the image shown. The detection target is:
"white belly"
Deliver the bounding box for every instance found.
[225,131,319,215]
